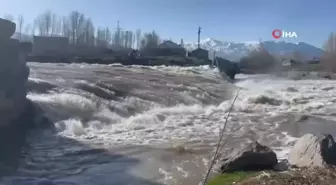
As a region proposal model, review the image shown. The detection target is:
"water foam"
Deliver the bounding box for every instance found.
[28,71,336,150]
[20,63,336,185]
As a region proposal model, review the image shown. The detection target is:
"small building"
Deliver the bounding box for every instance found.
[158,40,180,48]
[32,36,70,56]
[189,48,209,60]
[142,40,186,57]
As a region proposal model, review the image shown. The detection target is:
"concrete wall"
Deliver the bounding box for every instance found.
[32,36,70,56]
[189,49,209,60]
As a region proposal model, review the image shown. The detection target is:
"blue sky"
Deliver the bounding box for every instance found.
[1,0,335,48]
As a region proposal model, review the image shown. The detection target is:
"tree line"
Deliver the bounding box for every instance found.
[321,32,336,72]
[3,10,161,50]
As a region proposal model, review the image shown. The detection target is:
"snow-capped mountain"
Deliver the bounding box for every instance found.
[184,38,324,61]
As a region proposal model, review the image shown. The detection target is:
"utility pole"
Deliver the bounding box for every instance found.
[198,26,201,49]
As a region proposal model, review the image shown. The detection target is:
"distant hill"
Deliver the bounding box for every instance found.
[184,38,324,61]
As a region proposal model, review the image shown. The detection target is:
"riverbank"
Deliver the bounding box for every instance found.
[26,55,212,66]
[207,167,336,185]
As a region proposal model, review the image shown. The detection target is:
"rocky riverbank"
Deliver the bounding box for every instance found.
[208,133,336,185]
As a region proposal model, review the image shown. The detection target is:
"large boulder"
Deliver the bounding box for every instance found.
[217,142,278,173]
[0,18,16,40]
[288,133,336,167]
[215,57,239,80]
[0,18,35,175]
[0,19,32,127]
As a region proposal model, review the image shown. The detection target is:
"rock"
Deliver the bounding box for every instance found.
[0,18,16,40]
[248,95,282,106]
[288,133,336,167]
[218,142,278,173]
[0,19,32,127]
[0,19,36,174]
[286,87,298,92]
[215,57,239,80]
[273,159,289,171]
[26,100,55,130]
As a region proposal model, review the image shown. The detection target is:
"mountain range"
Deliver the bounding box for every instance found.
[184,38,324,61]
[12,33,324,62]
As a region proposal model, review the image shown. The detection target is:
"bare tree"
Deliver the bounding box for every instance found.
[125,31,130,48]
[35,19,42,36]
[180,38,184,48]
[24,24,31,35]
[323,32,336,53]
[121,31,126,48]
[68,11,85,44]
[96,27,111,48]
[321,32,336,72]
[82,18,95,46]
[124,31,134,48]
[105,27,112,46]
[48,13,58,36]
[114,22,122,47]
[119,31,125,48]
[35,10,53,36]
[136,29,141,49]
[54,18,63,36]
[239,44,277,73]
[17,14,24,40]
[132,33,136,49]
[61,16,70,37]
[31,21,36,36]
[140,31,160,49]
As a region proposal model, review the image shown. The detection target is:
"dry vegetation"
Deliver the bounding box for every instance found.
[239,44,278,73]
[321,33,336,72]
[240,167,336,185]
[208,167,336,185]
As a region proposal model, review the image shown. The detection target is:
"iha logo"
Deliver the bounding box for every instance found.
[272,29,298,39]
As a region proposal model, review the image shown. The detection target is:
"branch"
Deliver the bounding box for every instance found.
[201,88,241,185]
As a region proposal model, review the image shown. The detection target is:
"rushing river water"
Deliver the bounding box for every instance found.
[2,62,336,185]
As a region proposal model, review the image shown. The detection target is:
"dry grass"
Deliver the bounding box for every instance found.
[241,167,336,185]
[208,167,336,185]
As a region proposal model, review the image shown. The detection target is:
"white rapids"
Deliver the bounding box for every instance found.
[2,62,336,185]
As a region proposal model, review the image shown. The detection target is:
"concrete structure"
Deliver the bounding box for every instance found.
[189,48,209,60]
[0,18,31,126]
[32,36,70,56]
[158,40,181,49]
[0,18,44,171]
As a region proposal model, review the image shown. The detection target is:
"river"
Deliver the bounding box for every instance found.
[2,62,336,185]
